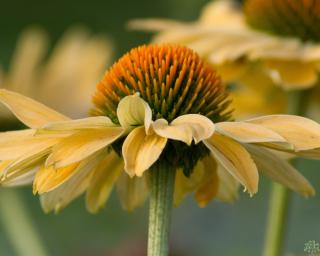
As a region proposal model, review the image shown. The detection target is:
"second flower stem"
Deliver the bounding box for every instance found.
[148,163,176,256]
[263,90,308,256]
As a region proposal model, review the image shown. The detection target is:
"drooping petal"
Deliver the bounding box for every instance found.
[204,134,259,195]
[86,151,123,213]
[117,94,152,132]
[2,146,51,182]
[174,165,205,207]
[247,115,320,151]
[40,116,115,132]
[33,163,80,194]
[39,152,103,213]
[0,131,61,161]
[194,155,219,207]
[216,163,240,202]
[216,121,285,143]
[122,126,167,177]
[173,156,218,207]
[153,114,215,145]
[1,167,38,187]
[0,89,69,128]
[246,144,315,197]
[46,127,124,168]
[116,172,148,211]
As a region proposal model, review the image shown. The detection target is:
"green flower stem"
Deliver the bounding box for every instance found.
[263,90,308,256]
[0,189,48,256]
[148,163,176,256]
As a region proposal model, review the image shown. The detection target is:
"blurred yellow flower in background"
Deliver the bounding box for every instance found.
[130,0,320,117]
[0,45,319,214]
[0,27,113,119]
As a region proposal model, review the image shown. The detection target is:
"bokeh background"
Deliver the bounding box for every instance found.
[0,0,319,255]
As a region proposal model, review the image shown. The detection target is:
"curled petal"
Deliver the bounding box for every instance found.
[153,114,215,145]
[216,121,285,143]
[86,152,123,213]
[246,144,315,197]
[46,127,124,168]
[204,134,259,195]
[247,115,320,151]
[122,126,167,177]
[116,172,148,211]
[0,89,69,128]
[117,94,152,132]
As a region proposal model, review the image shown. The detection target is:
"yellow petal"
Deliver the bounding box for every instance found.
[204,134,259,195]
[153,114,215,145]
[174,165,205,207]
[1,167,38,187]
[117,94,152,132]
[247,115,320,151]
[46,127,124,168]
[0,130,61,160]
[128,18,183,31]
[39,152,103,213]
[7,28,47,95]
[116,172,148,211]
[122,126,167,177]
[265,60,318,89]
[216,121,285,143]
[40,116,115,132]
[0,89,69,128]
[33,163,80,194]
[2,145,52,181]
[86,151,123,213]
[246,145,315,197]
[0,161,13,175]
[216,164,240,202]
[194,156,219,208]
[199,0,245,28]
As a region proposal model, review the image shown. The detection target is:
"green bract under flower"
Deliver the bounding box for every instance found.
[244,0,320,42]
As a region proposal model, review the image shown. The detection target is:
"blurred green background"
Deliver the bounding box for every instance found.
[0,0,319,255]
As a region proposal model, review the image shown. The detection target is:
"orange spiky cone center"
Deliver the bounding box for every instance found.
[91,44,233,176]
[91,44,232,124]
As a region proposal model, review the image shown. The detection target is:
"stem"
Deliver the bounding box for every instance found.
[263,90,308,256]
[0,189,48,256]
[148,163,176,256]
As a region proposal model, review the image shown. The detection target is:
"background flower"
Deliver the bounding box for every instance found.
[0,27,113,120]
[129,0,320,118]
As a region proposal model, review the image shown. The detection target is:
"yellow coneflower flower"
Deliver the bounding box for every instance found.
[0,44,319,214]
[0,27,112,119]
[129,0,320,116]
